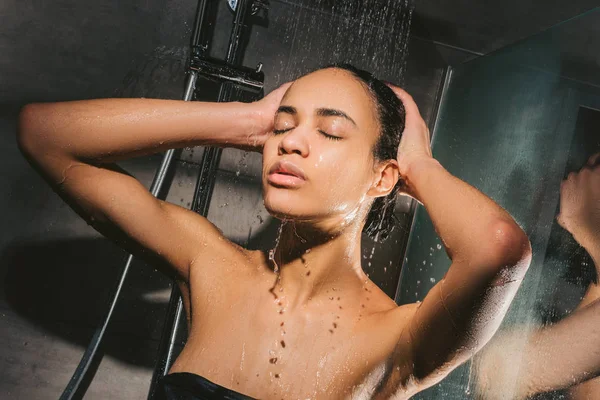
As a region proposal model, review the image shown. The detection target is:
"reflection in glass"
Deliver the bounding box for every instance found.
[397,7,600,399]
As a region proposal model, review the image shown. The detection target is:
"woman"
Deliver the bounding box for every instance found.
[17,64,532,399]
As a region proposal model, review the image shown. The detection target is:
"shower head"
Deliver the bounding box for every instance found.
[227,0,269,16]
[227,0,238,11]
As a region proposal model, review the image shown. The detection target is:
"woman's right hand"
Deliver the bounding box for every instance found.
[243,82,292,152]
[557,152,600,250]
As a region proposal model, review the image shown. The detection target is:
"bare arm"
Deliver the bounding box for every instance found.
[472,153,600,399]
[519,283,600,398]
[567,281,600,400]
[16,88,288,282]
[473,253,600,400]
[521,155,600,398]
[385,88,532,392]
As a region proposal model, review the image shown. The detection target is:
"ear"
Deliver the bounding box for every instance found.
[367,160,399,198]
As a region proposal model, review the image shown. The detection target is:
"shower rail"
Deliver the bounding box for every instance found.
[148,1,266,398]
[58,0,266,399]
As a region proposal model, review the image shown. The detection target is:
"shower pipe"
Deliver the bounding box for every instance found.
[148,0,266,398]
[58,1,266,399]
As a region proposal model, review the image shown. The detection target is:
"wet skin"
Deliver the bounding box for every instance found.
[17,68,532,399]
[171,70,418,398]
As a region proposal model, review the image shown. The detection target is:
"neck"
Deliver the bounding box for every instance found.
[267,219,368,310]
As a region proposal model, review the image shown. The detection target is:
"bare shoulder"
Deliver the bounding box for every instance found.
[187,231,264,287]
[357,283,420,341]
[363,281,419,323]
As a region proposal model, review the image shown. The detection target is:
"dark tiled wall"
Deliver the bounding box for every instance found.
[0,0,470,398]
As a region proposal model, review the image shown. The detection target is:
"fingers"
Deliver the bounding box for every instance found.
[556,213,565,229]
[266,81,293,100]
[277,81,293,92]
[586,151,600,168]
[385,83,425,127]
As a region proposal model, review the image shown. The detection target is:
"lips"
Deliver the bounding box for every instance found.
[267,160,307,187]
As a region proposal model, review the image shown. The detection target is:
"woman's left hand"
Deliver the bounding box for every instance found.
[387,85,434,199]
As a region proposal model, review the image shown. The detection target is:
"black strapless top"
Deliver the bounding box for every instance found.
[156,372,256,400]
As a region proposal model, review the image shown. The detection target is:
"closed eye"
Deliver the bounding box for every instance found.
[273,128,341,141]
[319,130,342,141]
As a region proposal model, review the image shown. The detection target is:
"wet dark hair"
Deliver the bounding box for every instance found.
[317,63,406,242]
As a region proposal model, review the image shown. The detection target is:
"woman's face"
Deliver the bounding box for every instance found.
[262,68,384,227]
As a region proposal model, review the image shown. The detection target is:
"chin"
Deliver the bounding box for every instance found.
[263,197,301,221]
[262,189,314,222]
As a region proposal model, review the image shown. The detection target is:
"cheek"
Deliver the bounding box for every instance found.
[312,148,373,203]
[262,138,279,171]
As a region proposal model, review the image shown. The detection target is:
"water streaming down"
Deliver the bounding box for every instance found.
[279,0,415,81]
[269,220,287,275]
[116,0,419,397]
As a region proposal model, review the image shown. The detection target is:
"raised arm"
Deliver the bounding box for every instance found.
[385,88,532,392]
[473,153,600,399]
[16,85,289,283]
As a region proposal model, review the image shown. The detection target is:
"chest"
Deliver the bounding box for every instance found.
[179,279,399,398]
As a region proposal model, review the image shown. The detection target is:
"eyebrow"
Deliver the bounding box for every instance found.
[276,105,357,127]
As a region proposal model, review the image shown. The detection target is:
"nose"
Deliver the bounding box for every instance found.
[278,127,309,157]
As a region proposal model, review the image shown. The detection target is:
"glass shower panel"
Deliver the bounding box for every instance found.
[397,8,600,399]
